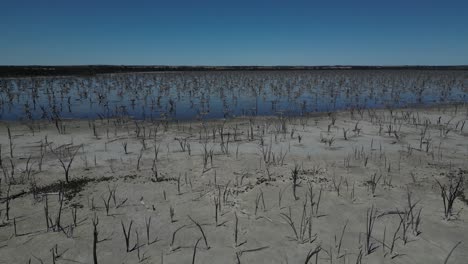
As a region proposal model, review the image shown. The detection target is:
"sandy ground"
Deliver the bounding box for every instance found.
[1,105,468,264]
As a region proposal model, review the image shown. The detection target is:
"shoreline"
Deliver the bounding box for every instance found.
[1,102,467,124]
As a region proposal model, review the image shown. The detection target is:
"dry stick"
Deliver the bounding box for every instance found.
[122,142,128,154]
[108,185,117,206]
[71,207,78,227]
[170,205,175,223]
[390,214,403,254]
[444,241,462,264]
[92,215,99,264]
[9,159,15,182]
[303,200,312,238]
[236,252,241,264]
[306,182,315,213]
[413,207,422,236]
[278,185,288,209]
[51,245,57,264]
[254,190,265,215]
[237,246,270,256]
[382,226,386,255]
[217,186,222,212]
[214,197,219,226]
[170,225,186,248]
[31,254,45,264]
[55,190,64,231]
[153,143,160,161]
[368,173,382,196]
[145,216,157,245]
[44,194,50,230]
[260,189,266,211]
[177,174,181,195]
[305,245,322,264]
[136,148,143,171]
[280,207,298,241]
[151,154,159,181]
[135,230,143,261]
[192,237,202,264]
[291,164,300,200]
[5,184,11,220]
[101,194,111,216]
[337,220,349,256]
[308,212,314,244]
[406,187,422,235]
[355,248,363,264]
[13,217,17,236]
[366,205,377,255]
[121,220,133,252]
[315,186,323,216]
[23,154,33,180]
[188,216,210,249]
[7,127,13,158]
[234,212,239,246]
[332,174,343,196]
[223,180,231,205]
[343,128,349,140]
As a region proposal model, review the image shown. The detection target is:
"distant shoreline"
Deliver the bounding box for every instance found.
[0,65,467,77]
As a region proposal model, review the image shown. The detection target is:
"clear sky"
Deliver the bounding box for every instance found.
[1,0,467,65]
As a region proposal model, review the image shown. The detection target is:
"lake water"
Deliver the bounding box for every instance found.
[0,70,467,121]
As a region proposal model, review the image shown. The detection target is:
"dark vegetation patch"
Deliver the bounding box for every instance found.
[34,176,114,200]
[123,174,138,181]
[150,176,178,182]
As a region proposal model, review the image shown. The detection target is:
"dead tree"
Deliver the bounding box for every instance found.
[49,144,81,183]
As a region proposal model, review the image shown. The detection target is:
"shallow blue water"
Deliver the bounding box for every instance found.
[0,70,467,121]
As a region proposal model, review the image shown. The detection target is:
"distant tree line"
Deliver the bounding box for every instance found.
[0,65,467,77]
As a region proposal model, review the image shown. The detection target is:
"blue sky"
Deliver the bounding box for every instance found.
[1,0,467,65]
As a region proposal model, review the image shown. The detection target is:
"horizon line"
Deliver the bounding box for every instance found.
[2,64,468,67]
